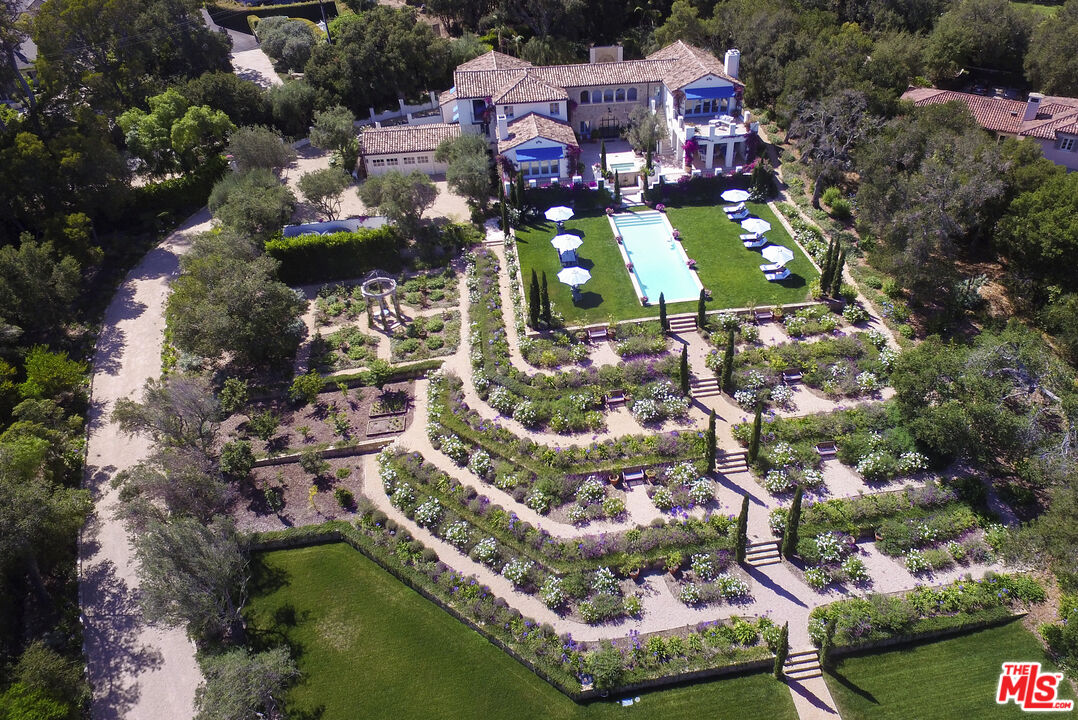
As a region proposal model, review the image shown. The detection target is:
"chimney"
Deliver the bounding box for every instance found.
[724,49,740,80]
[1023,92,1044,122]
[497,114,509,141]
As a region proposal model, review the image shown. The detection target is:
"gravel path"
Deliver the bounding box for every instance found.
[80,210,212,720]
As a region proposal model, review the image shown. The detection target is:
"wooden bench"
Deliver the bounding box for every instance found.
[782,370,803,384]
[754,309,774,323]
[587,326,609,343]
[606,390,626,406]
[621,468,646,485]
[815,441,837,458]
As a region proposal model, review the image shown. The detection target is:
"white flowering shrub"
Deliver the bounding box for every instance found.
[769,507,788,535]
[856,450,891,480]
[984,523,1008,551]
[769,442,796,468]
[691,553,717,580]
[913,521,938,544]
[652,486,674,511]
[715,573,750,599]
[440,434,469,464]
[764,469,793,493]
[472,537,498,565]
[799,467,825,489]
[678,583,702,604]
[878,347,898,371]
[501,558,533,586]
[842,555,869,583]
[443,521,470,548]
[512,400,539,426]
[865,329,888,349]
[631,397,662,423]
[818,314,839,332]
[856,371,880,393]
[734,389,759,408]
[770,383,793,408]
[592,566,620,595]
[468,449,493,477]
[379,463,399,494]
[568,505,588,524]
[689,478,714,504]
[488,386,517,414]
[494,472,522,490]
[540,576,565,608]
[785,315,808,337]
[898,451,928,473]
[814,533,846,564]
[623,594,643,616]
[414,498,443,527]
[843,303,869,324]
[602,496,626,517]
[390,482,416,508]
[744,370,767,390]
[904,549,929,573]
[569,344,589,363]
[808,617,828,645]
[704,351,724,375]
[740,323,759,343]
[576,476,606,505]
[717,313,740,330]
[804,567,830,590]
[667,462,698,485]
[525,488,552,514]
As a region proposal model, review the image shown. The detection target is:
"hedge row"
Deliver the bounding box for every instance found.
[266,227,404,284]
[132,155,228,220]
[206,1,338,33]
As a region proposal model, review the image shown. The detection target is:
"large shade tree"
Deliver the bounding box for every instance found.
[357,170,437,236]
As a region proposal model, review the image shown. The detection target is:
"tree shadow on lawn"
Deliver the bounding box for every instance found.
[826,665,880,705]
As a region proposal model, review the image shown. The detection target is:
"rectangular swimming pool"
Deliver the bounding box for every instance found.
[611,212,702,304]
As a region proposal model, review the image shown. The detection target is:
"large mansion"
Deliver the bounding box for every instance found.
[360,42,759,181]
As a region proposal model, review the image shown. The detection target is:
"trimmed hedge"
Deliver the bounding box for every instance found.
[206,0,338,33]
[132,155,228,220]
[266,227,404,284]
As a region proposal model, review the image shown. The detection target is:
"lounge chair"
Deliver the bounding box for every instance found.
[760,262,784,273]
[739,232,760,242]
[723,202,745,214]
[559,249,578,267]
[587,326,609,343]
[765,267,791,282]
[727,209,749,221]
[743,236,767,249]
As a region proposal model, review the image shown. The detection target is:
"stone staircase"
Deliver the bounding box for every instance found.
[715,449,747,473]
[482,234,506,247]
[668,315,697,333]
[690,376,721,398]
[784,649,822,681]
[744,540,781,567]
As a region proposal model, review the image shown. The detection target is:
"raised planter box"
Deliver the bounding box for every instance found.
[366,416,406,436]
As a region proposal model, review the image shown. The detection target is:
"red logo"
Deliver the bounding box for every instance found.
[997,662,1074,712]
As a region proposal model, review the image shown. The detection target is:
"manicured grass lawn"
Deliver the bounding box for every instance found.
[515,202,817,326]
[246,544,799,720]
[824,620,1076,720]
[1010,1,1060,17]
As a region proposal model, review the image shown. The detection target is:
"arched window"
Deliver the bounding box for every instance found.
[627,88,638,102]
[603,88,614,103]
[592,90,602,104]
[615,88,625,102]
[580,91,590,104]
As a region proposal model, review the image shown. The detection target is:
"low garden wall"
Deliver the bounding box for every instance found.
[252,437,394,467]
[830,608,1025,657]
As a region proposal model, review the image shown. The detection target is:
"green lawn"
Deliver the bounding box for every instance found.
[515,202,817,325]
[1010,1,1061,17]
[246,544,799,720]
[824,620,1076,720]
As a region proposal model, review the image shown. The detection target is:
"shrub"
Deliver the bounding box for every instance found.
[219,440,255,477]
[413,498,443,527]
[540,576,565,608]
[471,537,497,565]
[501,558,533,587]
[265,227,404,284]
[688,478,714,504]
[679,583,702,604]
[843,303,869,324]
[842,555,869,584]
[805,567,830,590]
[592,567,620,595]
[443,521,469,547]
[576,476,606,505]
[652,486,674,511]
[602,496,626,518]
[334,487,354,509]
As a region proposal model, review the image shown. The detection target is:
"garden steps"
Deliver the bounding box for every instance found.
[689,376,721,398]
[744,540,781,567]
[784,649,822,680]
[715,450,748,473]
[668,316,697,333]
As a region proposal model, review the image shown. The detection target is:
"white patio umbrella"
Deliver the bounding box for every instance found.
[544,206,575,223]
[557,266,592,287]
[761,244,795,267]
[550,234,583,253]
[740,217,772,235]
[721,189,750,202]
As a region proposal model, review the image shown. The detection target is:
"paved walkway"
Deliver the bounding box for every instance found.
[230,48,281,89]
[79,210,212,720]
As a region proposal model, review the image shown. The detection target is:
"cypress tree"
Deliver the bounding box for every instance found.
[736,494,749,564]
[613,170,621,206]
[830,249,846,298]
[819,617,837,670]
[679,344,690,396]
[773,622,790,679]
[705,410,717,471]
[528,269,540,328]
[540,271,551,326]
[642,172,649,194]
[818,239,835,292]
[600,140,607,173]
[501,198,510,235]
[748,404,762,463]
[721,329,735,392]
[516,169,526,210]
[697,288,707,329]
[659,292,669,332]
[782,484,804,559]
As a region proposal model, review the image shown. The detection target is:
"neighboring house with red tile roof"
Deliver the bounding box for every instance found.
[359,123,460,177]
[434,42,757,181]
[902,87,1078,171]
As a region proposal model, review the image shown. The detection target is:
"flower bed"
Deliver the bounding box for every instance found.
[519,331,590,369]
[614,321,668,358]
[390,310,461,362]
[314,283,368,325]
[468,248,683,433]
[808,574,1046,648]
[310,325,379,371]
[400,267,460,309]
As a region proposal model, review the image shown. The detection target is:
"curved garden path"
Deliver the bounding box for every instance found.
[79,211,211,720]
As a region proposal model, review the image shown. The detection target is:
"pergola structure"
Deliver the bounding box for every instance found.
[361,270,403,330]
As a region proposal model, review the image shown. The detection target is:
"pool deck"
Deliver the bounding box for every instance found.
[608,210,704,305]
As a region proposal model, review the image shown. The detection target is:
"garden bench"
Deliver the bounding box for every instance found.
[754,309,774,323]
[606,389,626,406]
[587,326,609,342]
[815,441,837,458]
[782,370,802,384]
[621,468,646,485]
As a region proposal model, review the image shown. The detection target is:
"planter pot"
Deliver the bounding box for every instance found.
[874,530,883,542]
[629,569,641,581]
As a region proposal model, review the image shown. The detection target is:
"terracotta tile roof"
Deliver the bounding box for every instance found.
[452,42,743,101]
[360,123,460,156]
[438,87,455,106]
[902,87,1078,141]
[494,73,568,104]
[457,50,533,72]
[497,113,578,153]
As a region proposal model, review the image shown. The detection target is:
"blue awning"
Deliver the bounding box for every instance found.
[516,146,564,162]
[684,85,736,100]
